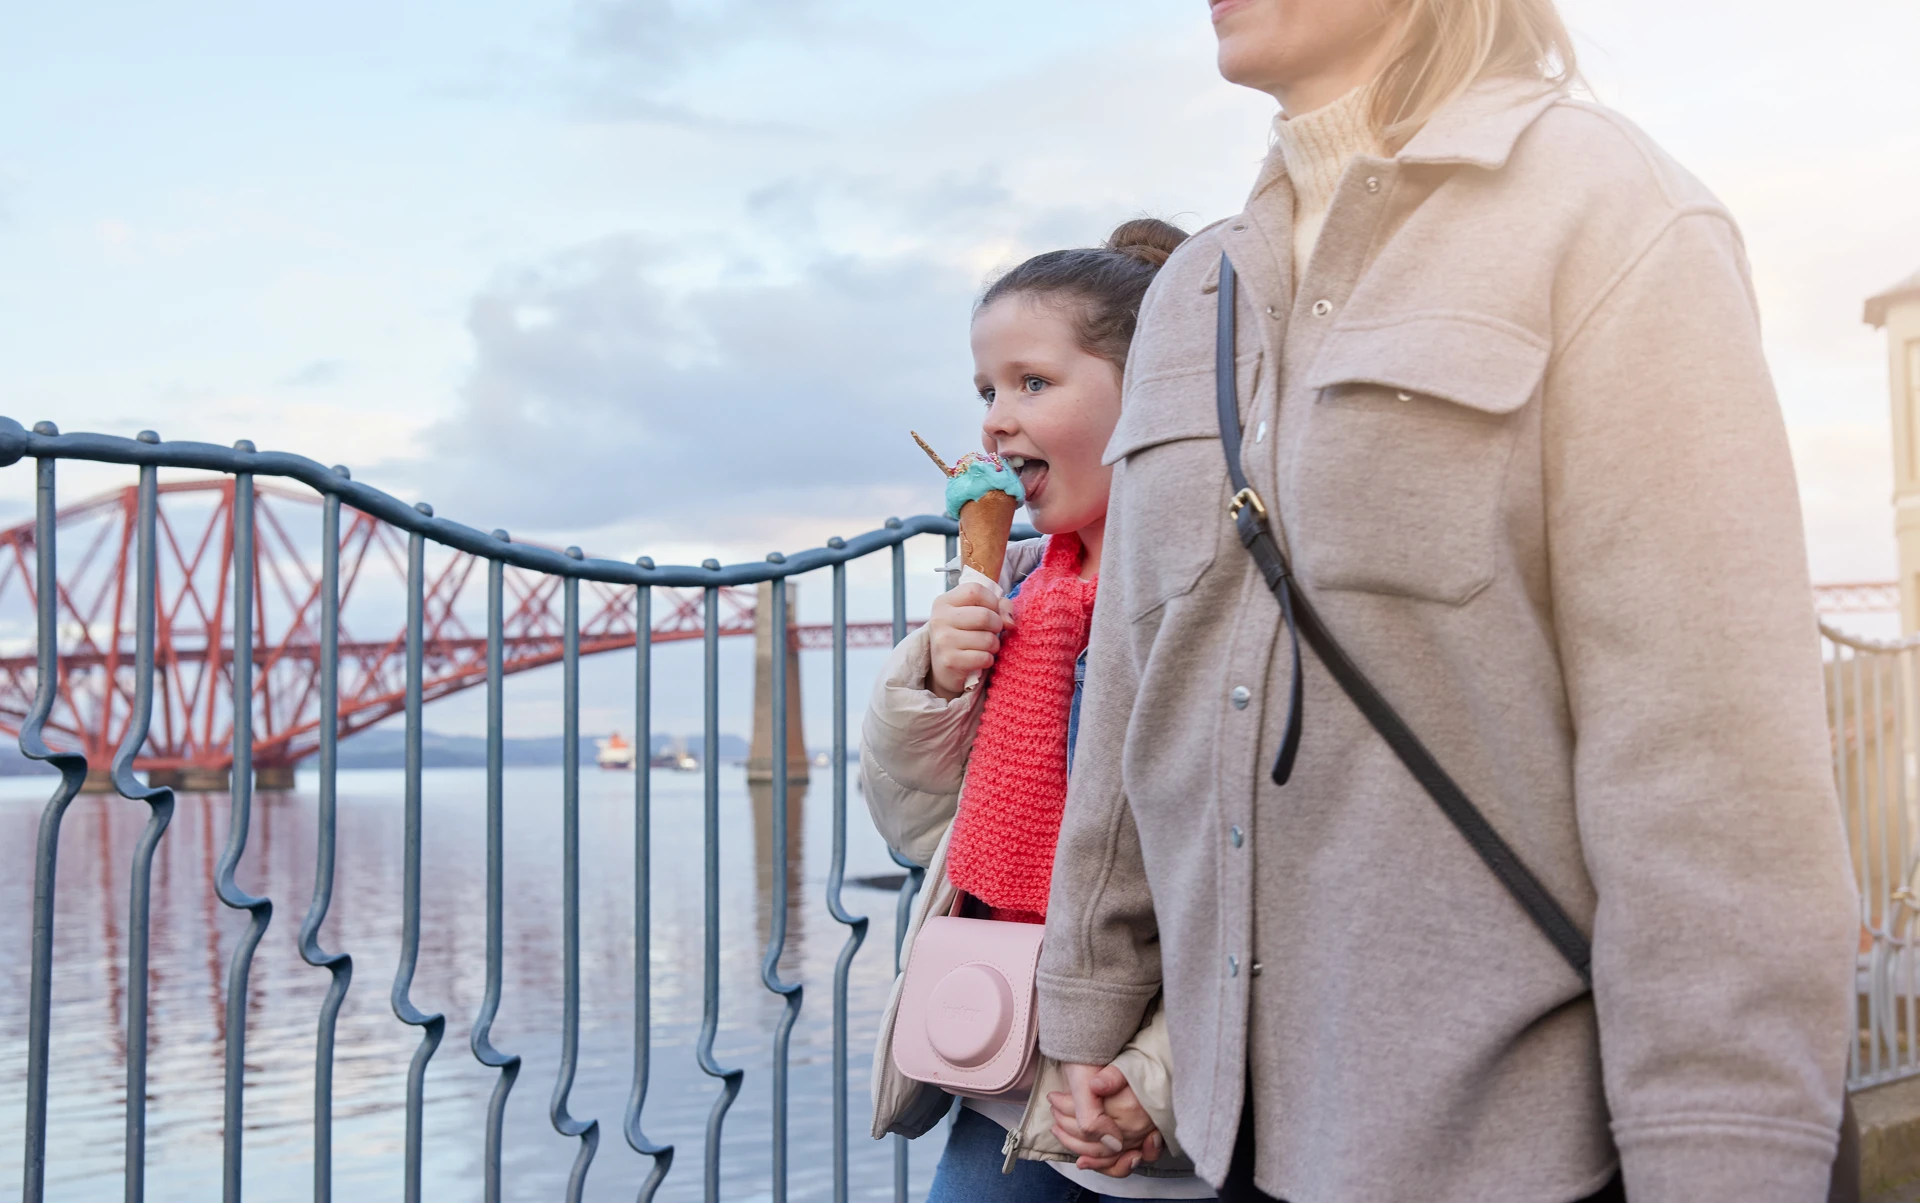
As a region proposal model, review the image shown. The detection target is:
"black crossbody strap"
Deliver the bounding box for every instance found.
[1214,253,1592,986]
[1217,256,1306,785]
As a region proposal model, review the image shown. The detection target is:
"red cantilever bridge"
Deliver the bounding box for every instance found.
[0,479,907,783]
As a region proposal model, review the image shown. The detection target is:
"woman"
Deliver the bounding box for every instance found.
[1034,2,1858,1202]
[863,219,1217,1199]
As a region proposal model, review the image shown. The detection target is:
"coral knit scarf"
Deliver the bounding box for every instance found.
[945,533,1098,923]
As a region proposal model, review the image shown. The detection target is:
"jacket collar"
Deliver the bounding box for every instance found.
[1239,75,1562,212]
[1394,75,1565,169]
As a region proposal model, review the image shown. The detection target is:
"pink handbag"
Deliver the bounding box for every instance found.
[891,901,1045,1099]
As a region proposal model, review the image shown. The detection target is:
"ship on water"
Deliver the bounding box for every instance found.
[651,734,699,772]
[596,731,698,771]
[595,731,636,770]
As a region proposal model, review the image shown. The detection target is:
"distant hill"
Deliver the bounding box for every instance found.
[331,729,751,769]
[0,730,753,776]
[0,742,54,776]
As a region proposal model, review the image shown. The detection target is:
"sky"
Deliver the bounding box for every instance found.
[2,0,1917,739]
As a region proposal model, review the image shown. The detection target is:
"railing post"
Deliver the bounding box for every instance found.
[623,559,673,1200]
[696,566,743,1202]
[297,471,355,1203]
[22,426,89,1203]
[550,550,600,1200]
[885,520,925,1203]
[390,504,445,1203]
[213,453,274,1203]
[470,530,520,1201]
[113,444,177,1203]
[824,540,869,1203]
[761,557,804,1202]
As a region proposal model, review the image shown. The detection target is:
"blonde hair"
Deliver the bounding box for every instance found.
[1367,0,1578,147]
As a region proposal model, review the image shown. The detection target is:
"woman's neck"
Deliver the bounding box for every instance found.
[1266,13,1402,118]
[1075,519,1104,580]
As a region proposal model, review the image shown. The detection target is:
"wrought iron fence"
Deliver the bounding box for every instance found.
[1824,621,1920,1091]
[5,416,981,1202]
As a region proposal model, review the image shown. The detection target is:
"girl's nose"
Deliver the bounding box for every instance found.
[982,395,1018,444]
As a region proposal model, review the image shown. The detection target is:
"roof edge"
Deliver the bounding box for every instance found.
[1867,269,1920,328]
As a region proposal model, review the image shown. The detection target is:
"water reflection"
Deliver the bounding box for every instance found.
[0,766,948,1201]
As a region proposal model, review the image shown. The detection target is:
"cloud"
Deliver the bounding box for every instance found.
[282,358,347,388]
[399,22,1271,554]
[568,0,833,117]
[410,235,992,549]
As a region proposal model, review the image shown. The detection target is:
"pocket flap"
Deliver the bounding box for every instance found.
[1304,314,1548,415]
[1104,351,1260,465]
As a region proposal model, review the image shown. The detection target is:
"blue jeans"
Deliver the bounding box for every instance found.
[927,1107,1144,1203]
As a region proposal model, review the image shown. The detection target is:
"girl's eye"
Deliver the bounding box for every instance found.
[1023,375,1047,393]
[979,387,995,406]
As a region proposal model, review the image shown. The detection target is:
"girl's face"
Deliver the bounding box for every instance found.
[1208,0,1399,106]
[971,292,1122,539]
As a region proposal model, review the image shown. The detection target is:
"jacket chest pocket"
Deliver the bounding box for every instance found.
[1104,352,1260,621]
[1285,318,1546,606]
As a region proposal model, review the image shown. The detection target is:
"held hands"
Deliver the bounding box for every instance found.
[1049,1062,1164,1177]
[926,582,1016,701]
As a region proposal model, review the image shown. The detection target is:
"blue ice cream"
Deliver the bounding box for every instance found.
[943,452,1026,519]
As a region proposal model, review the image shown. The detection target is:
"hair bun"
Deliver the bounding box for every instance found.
[1104,217,1188,269]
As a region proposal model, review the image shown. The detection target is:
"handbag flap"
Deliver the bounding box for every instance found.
[891,915,1045,1097]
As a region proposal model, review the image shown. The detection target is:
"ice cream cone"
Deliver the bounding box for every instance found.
[958,488,1018,582]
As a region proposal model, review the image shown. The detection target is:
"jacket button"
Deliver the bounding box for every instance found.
[1311,298,1333,317]
[1396,390,1412,401]
[1229,825,1244,847]
[1365,176,1381,193]
[1250,961,1264,977]
[1230,685,1251,709]
[1228,955,1240,977]
[1265,304,1279,319]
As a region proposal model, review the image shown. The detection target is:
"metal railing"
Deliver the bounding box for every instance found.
[8,416,971,1202]
[13,413,1907,1197]
[1824,620,1920,1091]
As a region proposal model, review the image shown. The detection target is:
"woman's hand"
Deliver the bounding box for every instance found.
[926,582,1014,700]
[1048,1062,1163,1176]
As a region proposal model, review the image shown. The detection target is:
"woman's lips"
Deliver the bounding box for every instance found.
[1209,0,1251,21]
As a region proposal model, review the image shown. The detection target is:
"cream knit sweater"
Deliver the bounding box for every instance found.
[1270,85,1385,285]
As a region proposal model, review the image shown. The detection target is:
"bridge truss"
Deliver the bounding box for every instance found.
[0,479,903,775]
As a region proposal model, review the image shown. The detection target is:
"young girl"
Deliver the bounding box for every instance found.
[1037,2,1858,1202]
[863,219,1217,1201]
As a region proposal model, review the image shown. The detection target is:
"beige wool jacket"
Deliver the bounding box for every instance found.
[1034,77,1859,1203]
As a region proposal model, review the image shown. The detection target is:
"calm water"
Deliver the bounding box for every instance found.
[0,766,950,1201]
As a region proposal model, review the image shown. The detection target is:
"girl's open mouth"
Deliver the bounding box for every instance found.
[1007,455,1049,507]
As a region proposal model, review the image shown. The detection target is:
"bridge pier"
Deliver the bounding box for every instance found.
[748,580,811,784]
[139,764,297,792]
[144,766,232,791]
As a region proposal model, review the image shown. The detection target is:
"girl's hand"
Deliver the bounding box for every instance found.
[1049,1063,1163,1177]
[926,583,1014,700]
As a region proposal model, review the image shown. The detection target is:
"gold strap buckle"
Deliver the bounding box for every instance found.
[1228,487,1267,522]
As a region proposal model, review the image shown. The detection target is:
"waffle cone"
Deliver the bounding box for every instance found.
[957,489,1019,582]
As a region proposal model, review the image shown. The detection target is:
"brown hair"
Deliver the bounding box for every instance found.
[977,217,1189,371]
[1369,0,1578,146]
